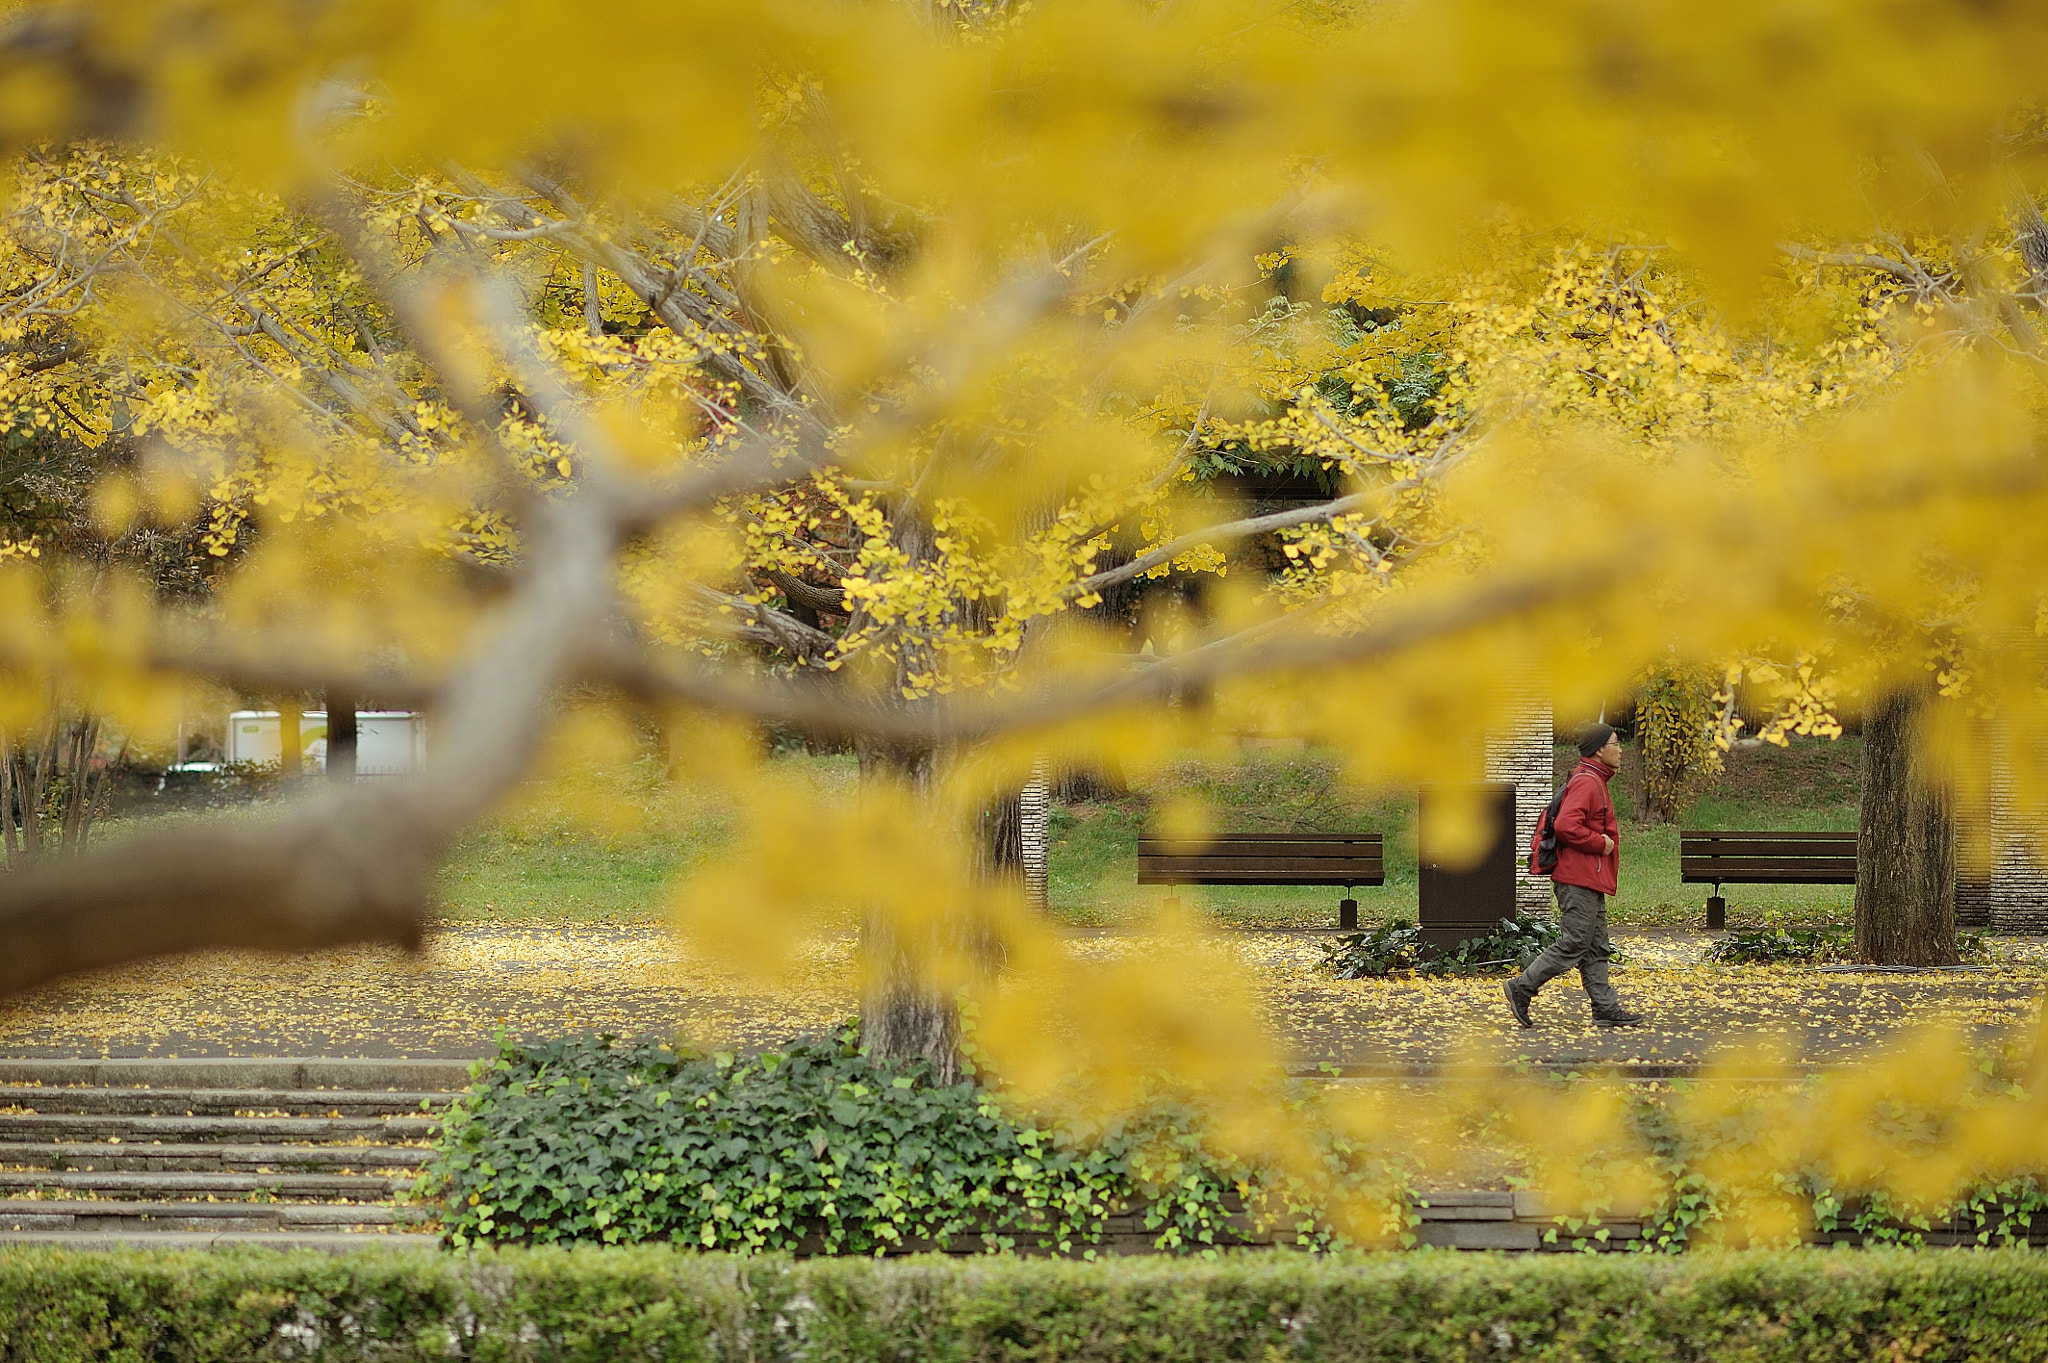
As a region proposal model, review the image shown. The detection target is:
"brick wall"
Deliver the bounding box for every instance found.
[1969,764,2048,934]
[1484,688,1555,916]
[1020,757,1050,913]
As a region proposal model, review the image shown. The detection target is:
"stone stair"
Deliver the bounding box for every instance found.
[0,1058,471,1250]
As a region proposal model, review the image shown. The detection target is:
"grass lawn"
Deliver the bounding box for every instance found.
[435,753,859,921]
[418,735,1864,931]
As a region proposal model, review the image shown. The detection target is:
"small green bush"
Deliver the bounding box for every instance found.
[1707,926,1850,964]
[1706,927,1991,966]
[423,1028,1403,1254]
[4,1247,2048,1362]
[1322,912,1559,979]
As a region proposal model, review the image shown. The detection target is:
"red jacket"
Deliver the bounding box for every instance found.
[1550,757,1619,894]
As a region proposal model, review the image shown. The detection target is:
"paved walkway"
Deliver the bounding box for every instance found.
[0,925,2040,1072]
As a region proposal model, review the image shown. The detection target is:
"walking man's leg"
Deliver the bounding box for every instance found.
[1574,894,1623,1016]
[1574,893,1643,1025]
[1504,884,1599,1026]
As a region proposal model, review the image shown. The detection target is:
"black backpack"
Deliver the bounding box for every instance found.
[1528,776,1578,876]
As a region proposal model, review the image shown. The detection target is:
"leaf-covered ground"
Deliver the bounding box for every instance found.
[0,925,2038,1072]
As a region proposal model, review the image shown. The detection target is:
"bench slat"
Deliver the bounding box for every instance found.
[1130,834,1384,843]
[1680,855,1857,873]
[1138,831,1383,841]
[1138,850,1384,863]
[1679,871,1859,880]
[1139,856,1383,876]
[1137,870,1387,886]
[1680,830,1855,843]
[1679,826,1859,851]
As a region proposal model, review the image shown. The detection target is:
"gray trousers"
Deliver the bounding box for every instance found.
[1513,882,1622,1014]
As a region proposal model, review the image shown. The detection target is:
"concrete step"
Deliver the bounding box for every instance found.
[0,1059,476,1091]
[0,1142,432,1172]
[0,1113,440,1143]
[0,1199,432,1230]
[0,1056,460,1245]
[0,1086,452,1116]
[0,1169,414,1199]
[0,1230,442,1250]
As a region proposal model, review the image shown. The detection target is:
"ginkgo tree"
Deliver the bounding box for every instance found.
[0,0,2044,1108]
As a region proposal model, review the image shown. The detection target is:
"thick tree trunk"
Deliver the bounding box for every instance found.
[1855,687,1960,966]
[979,789,1024,885]
[856,730,1027,1082]
[326,694,357,783]
[856,735,965,1082]
[280,702,302,777]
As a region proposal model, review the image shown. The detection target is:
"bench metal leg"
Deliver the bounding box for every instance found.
[1340,897,1359,931]
[1706,894,1726,929]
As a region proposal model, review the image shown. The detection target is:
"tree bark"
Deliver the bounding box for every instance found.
[326,694,357,783]
[856,734,967,1082]
[1051,756,1128,804]
[280,702,302,778]
[1855,686,1960,966]
[978,788,1024,886]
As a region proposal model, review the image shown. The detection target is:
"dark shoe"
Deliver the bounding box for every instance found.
[1503,980,1534,1028]
[1593,1009,1644,1028]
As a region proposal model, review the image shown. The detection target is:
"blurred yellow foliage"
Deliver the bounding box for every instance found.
[0,0,2047,1220]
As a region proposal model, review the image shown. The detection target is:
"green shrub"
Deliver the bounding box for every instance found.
[1323,912,1559,979]
[1706,927,1990,966]
[423,1028,1403,1254]
[4,1247,2048,1362]
[1706,926,1849,964]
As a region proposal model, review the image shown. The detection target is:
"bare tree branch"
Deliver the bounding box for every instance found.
[1777,241,1931,286]
[1063,491,1374,601]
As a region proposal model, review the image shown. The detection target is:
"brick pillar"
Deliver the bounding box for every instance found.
[1020,756,1050,913]
[1485,687,1555,917]
[1969,742,2048,933]
[1954,640,2048,933]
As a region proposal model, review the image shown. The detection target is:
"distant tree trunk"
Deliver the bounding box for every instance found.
[0,714,114,867]
[1051,754,1129,804]
[280,702,303,777]
[326,694,357,783]
[1855,687,1959,966]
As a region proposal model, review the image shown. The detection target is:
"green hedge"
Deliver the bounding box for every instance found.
[5,1247,2048,1361]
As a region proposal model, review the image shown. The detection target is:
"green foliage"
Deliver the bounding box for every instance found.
[1706,926,1850,964]
[1698,924,1988,965]
[1321,911,1560,979]
[1559,1088,2048,1254]
[1319,918,1423,978]
[423,1028,1405,1255]
[1621,1170,2048,1255]
[6,1247,2048,1361]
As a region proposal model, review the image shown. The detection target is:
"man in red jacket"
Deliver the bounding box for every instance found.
[1503,723,1644,1028]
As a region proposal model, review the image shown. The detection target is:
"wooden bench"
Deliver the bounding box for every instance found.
[1137,831,1385,928]
[1680,829,1857,928]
